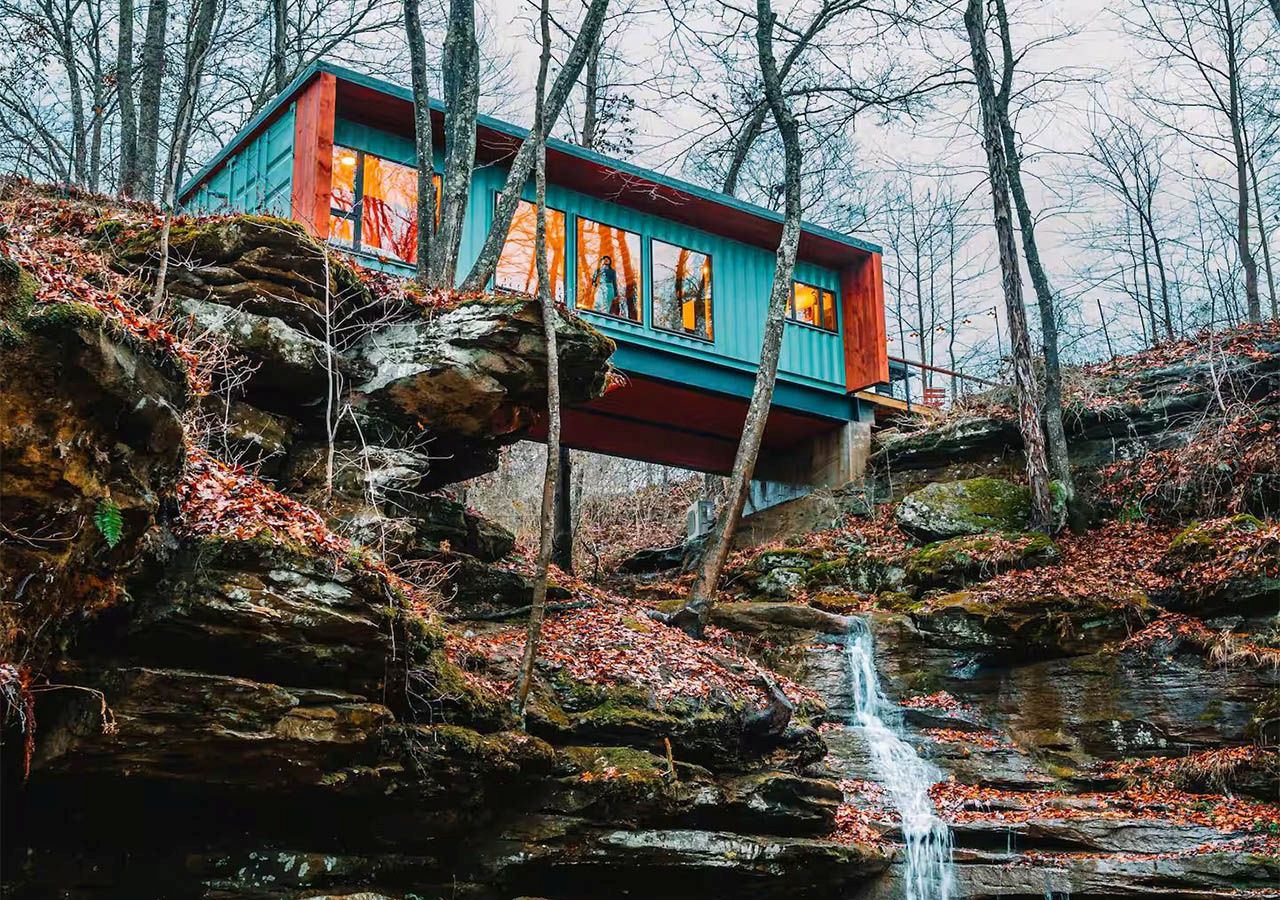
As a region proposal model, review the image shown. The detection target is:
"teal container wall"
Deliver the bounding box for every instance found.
[332,117,848,396]
[186,106,296,217]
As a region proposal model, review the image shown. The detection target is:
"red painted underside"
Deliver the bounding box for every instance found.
[333,81,867,271]
[526,374,838,474]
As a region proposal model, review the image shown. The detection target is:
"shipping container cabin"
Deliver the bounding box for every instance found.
[180,63,890,491]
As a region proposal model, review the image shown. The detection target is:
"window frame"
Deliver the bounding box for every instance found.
[574,213,644,326]
[328,145,437,266]
[648,236,715,344]
[788,280,839,334]
[492,193,570,302]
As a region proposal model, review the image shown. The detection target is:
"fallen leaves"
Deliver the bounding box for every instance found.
[450,599,816,706]
[176,446,437,611]
[0,183,204,387]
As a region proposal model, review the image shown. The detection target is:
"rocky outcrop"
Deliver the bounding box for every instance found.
[895,476,1032,541]
[904,532,1059,590]
[110,215,616,490]
[0,298,189,668]
[356,299,614,438]
[872,328,1280,507]
[1155,515,1280,616]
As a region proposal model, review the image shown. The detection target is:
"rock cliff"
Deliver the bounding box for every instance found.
[0,185,887,899]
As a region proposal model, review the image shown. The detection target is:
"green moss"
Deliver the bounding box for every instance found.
[0,321,25,348]
[561,744,667,779]
[805,560,849,587]
[906,531,1057,588]
[0,255,37,320]
[25,301,106,331]
[1169,515,1265,554]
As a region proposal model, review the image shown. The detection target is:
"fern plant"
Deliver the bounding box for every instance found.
[93,499,123,548]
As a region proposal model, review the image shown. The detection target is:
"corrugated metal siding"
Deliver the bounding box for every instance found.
[187,106,296,216]
[207,113,848,394]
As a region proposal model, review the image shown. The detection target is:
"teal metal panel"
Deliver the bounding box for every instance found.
[331,115,848,393]
[186,104,295,217]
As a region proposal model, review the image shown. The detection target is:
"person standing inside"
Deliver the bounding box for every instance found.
[592,255,623,316]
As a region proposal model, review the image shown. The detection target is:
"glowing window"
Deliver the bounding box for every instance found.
[790,281,837,332]
[495,198,567,301]
[651,239,712,341]
[329,145,439,265]
[576,217,641,322]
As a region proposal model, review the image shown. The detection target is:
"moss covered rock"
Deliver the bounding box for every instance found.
[895,476,1033,542]
[1156,515,1280,616]
[906,531,1059,589]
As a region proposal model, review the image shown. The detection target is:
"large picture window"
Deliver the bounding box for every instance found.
[576,217,641,322]
[330,145,438,265]
[495,199,567,301]
[790,281,837,332]
[651,239,713,341]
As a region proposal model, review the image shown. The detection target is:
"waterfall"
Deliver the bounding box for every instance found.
[843,619,955,900]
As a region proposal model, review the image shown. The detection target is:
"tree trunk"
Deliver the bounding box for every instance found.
[1222,0,1260,322]
[991,0,1073,503]
[1246,143,1277,320]
[964,0,1053,532]
[581,37,600,150]
[1140,198,1175,339]
[403,0,435,284]
[552,451,573,572]
[272,0,288,92]
[460,0,610,294]
[1271,0,1280,28]
[117,0,138,195]
[431,0,479,288]
[135,0,169,200]
[149,0,218,312]
[512,0,558,717]
[669,0,803,638]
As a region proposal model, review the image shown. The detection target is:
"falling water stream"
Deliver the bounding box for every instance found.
[843,619,955,900]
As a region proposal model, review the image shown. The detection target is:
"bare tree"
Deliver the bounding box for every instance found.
[459,0,609,294]
[1086,109,1177,339]
[150,0,221,310]
[989,0,1075,505]
[1133,0,1264,321]
[403,0,434,285]
[512,0,558,717]
[431,0,479,287]
[117,0,138,194]
[134,0,168,199]
[964,0,1053,532]
[669,0,803,638]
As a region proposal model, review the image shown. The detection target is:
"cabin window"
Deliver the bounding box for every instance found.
[651,239,713,341]
[329,145,438,265]
[790,281,837,332]
[495,198,567,301]
[576,217,641,322]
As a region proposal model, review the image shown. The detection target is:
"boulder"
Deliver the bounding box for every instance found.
[107,214,373,338]
[177,295,366,404]
[895,477,1031,542]
[1156,515,1280,616]
[710,601,851,639]
[356,299,614,440]
[905,531,1059,590]
[619,535,707,574]
[205,400,298,477]
[910,587,1151,661]
[0,310,189,666]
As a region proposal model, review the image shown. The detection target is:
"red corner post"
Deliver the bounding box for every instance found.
[290,72,337,239]
[840,252,890,392]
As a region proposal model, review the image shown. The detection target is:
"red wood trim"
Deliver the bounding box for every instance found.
[841,253,890,392]
[290,72,337,239]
